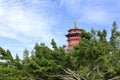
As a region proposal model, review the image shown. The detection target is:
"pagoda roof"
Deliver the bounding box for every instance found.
[68,21,82,32]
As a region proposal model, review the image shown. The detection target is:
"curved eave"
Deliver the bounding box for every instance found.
[65,33,81,37]
[68,28,82,32]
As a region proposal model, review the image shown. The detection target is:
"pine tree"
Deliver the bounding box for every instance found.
[110,21,120,48]
[51,39,58,50]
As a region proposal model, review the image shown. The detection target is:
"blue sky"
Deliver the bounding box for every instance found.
[0,0,120,58]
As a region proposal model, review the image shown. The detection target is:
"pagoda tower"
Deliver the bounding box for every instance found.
[65,21,82,51]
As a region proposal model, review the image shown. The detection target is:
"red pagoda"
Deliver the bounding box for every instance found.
[65,21,82,51]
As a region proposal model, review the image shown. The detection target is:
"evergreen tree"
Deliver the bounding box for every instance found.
[110,21,120,48]
[51,39,58,50]
[1,21,120,80]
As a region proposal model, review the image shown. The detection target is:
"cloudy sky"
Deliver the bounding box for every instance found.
[0,0,120,58]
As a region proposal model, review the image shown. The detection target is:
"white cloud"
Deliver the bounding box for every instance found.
[60,0,118,25]
[0,0,56,44]
[0,0,61,58]
[79,7,114,25]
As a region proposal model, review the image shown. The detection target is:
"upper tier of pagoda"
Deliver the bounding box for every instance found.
[65,21,82,51]
[66,21,82,37]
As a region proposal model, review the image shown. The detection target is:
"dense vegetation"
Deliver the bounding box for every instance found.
[0,21,120,80]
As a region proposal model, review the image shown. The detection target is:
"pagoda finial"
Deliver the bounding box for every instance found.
[74,20,77,29]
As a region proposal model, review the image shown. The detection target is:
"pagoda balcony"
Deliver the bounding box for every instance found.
[67,37,80,41]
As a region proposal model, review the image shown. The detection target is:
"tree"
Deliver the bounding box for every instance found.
[1,21,120,80]
[97,29,107,42]
[0,47,19,80]
[110,21,120,48]
[51,39,58,50]
[65,28,120,80]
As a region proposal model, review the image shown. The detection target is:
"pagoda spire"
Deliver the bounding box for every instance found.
[74,20,77,29]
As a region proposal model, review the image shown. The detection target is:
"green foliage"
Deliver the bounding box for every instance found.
[67,22,120,80]
[97,29,107,42]
[110,21,120,49]
[51,39,58,50]
[0,21,120,80]
[81,29,92,40]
